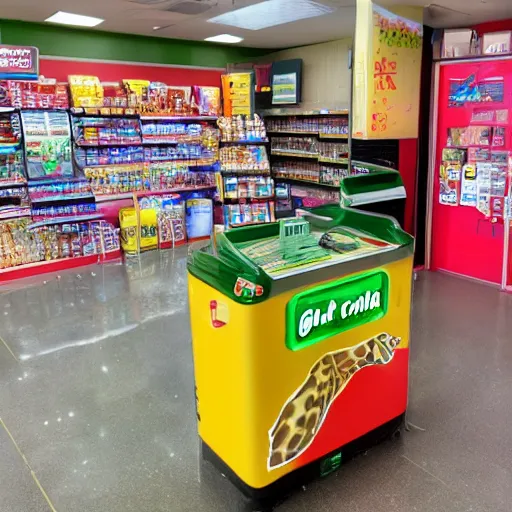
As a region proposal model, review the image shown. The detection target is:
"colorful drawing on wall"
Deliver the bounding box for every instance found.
[267,332,400,470]
[352,0,423,139]
[448,75,504,107]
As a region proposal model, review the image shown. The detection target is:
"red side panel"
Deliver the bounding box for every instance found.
[431,60,512,284]
[296,348,408,468]
[399,139,418,235]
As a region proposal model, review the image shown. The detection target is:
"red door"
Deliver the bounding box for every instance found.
[431,58,512,284]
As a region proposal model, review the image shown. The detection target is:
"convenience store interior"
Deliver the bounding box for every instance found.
[0,1,512,511]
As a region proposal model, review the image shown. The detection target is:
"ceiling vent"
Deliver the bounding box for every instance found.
[163,0,217,15]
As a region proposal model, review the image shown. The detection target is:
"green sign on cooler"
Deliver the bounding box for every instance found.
[286,271,389,351]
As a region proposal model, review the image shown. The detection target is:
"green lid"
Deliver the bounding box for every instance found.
[340,170,405,207]
[188,204,413,304]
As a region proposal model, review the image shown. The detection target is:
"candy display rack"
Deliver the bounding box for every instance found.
[0,110,30,221]
[217,115,274,228]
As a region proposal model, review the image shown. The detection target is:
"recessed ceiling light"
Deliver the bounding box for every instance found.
[45,11,104,28]
[207,0,334,31]
[205,34,244,44]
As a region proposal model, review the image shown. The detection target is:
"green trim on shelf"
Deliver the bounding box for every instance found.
[0,19,271,68]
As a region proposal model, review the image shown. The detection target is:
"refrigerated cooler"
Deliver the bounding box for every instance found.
[188,204,414,506]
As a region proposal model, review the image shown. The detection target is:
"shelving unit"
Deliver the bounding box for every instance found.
[264,111,350,215]
[217,115,275,228]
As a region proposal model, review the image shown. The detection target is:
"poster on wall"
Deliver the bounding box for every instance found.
[272,73,298,105]
[352,0,423,139]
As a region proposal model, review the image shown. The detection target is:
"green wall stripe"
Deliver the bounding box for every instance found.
[0,20,272,68]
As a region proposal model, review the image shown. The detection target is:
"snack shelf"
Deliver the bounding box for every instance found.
[28,214,104,229]
[0,208,31,220]
[223,195,275,202]
[95,193,135,202]
[273,176,341,188]
[318,133,349,139]
[28,176,87,185]
[140,115,218,121]
[82,163,143,171]
[0,181,27,188]
[75,141,142,148]
[142,137,204,145]
[221,169,271,175]
[70,109,138,118]
[148,158,217,167]
[134,185,216,197]
[30,194,95,204]
[220,139,269,145]
[271,150,319,159]
[0,249,122,283]
[318,157,349,164]
[267,131,317,135]
[261,108,349,116]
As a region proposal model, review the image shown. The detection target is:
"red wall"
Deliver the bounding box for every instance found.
[39,57,223,87]
[474,19,512,36]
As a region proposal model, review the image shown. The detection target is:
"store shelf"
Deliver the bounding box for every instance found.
[95,193,135,203]
[271,151,319,159]
[75,141,142,148]
[140,115,218,121]
[318,133,349,140]
[71,108,138,118]
[82,163,144,171]
[148,158,217,167]
[220,139,269,145]
[273,177,341,188]
[223,195,275,203]
[0,181,27,188]
[0,209,31,220]
[262,108,349,116]
[28,176,86,185]
[135,185,216,197]
[28,214,103,229]
[318,157,349,164]
[0,249,122,283]
[142,138,203,145]
[267,131,317,135]
[30,194,95,204]
[221,169,271,175]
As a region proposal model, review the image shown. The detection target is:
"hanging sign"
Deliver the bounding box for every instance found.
[352,0,423,139]
[0,45,39,79]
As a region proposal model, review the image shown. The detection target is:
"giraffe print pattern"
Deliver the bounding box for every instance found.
[268,333,401,470]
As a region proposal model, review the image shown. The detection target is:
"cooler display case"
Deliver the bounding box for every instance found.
[188,204,414,506]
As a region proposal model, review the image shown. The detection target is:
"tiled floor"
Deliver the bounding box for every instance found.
[0,250,510,511]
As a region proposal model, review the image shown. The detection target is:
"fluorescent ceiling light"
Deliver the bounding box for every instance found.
[45,11,104,28]
[205,34,244,44]
[207,0,334,31]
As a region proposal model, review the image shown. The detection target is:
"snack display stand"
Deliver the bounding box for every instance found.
[188,204,413,506]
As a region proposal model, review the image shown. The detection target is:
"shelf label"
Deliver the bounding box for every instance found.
[286,270,389,350]
[0,46,39,79]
